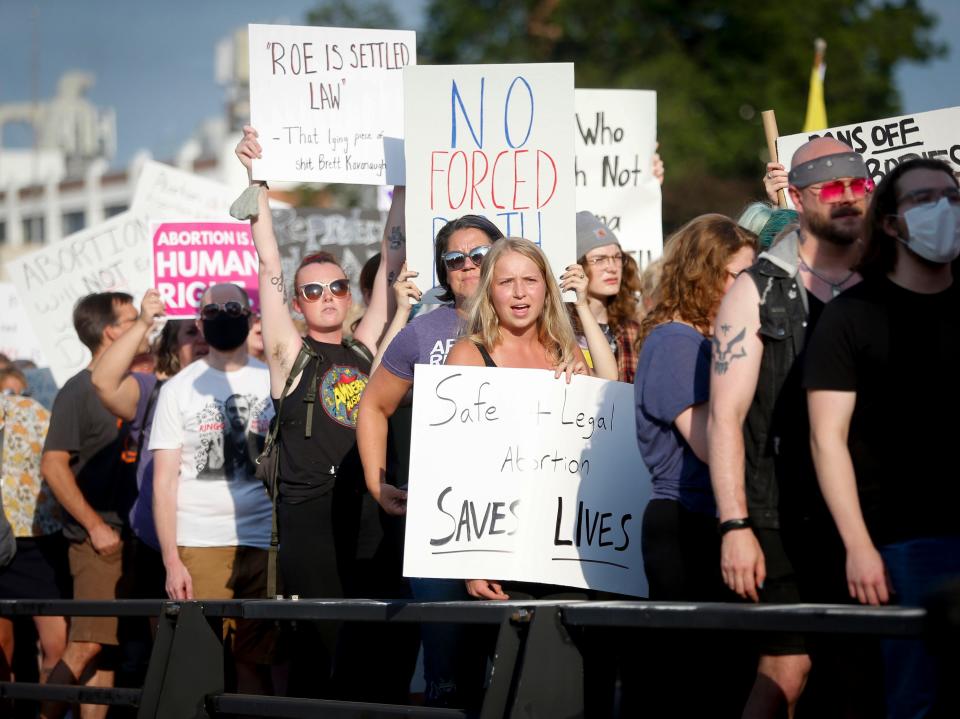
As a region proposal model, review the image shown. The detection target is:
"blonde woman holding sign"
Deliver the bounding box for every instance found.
[445,237,615,600]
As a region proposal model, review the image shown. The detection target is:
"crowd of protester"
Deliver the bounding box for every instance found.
[0,124,957,719]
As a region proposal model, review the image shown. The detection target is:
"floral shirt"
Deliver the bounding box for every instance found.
[1,395,62,536]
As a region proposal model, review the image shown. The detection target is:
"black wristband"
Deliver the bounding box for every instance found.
[718,518,751,536]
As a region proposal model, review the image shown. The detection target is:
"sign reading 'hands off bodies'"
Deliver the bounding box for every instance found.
[248,24,415,185]
[403,63,577,294]
[404,366,652,597]
[777,105,960,180]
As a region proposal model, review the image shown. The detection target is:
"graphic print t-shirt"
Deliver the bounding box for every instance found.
[148,358,273,548]
[380,304,460,380]
[277,339,371,501]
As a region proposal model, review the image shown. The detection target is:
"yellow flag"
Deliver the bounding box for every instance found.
[803,40,828,132]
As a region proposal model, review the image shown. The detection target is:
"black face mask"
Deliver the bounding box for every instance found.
[202,315,250,352]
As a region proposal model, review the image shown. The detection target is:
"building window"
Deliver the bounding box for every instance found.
[62,210,85,236]
[23,216,45,244]
[105,205,127,218]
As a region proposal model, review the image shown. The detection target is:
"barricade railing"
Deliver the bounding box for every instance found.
[0,597,949,718]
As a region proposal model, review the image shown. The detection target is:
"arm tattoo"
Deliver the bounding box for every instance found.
[388,225,404,250]
[720,324,731,335]
[270,273,288,302]
[712,327,747,375]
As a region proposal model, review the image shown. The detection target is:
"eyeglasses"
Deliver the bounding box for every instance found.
[806,177,875,203]
[297,279,350,302]
[200,302,251,320]
[442,245,491,271]
[584,252,625,267]
[897,186,960,207]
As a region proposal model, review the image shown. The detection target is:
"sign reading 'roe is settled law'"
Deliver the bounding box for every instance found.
[248,23,415,185]
[404,365,652,597]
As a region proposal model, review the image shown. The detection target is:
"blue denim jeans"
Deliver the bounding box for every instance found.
[410,577,480,707]
[879,535,960,719]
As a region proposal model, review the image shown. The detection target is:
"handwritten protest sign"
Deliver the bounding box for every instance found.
[404,365,651,597]
[248,23,415,185]
[271,206,383,299]
[777,105,960,185]
[5,213,152,386]
[131,160,236,223]
[152,222,259,317]
[0,282,47,366]
[403,63,577,293]
[4,163,240,386]
[575,90,662,260]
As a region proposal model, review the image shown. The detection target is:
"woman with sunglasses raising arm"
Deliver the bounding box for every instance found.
[234,127,405,696]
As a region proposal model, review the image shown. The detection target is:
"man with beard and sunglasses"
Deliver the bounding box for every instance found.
[708,138,877,718]
[149,283,277,695]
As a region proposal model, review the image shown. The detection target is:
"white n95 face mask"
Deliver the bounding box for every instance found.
[899,197,960,264]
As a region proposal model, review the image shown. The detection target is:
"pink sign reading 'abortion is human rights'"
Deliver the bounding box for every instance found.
[152,221,260,317]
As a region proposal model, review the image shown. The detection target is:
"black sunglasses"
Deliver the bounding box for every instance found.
[442,245,491,271]
[200,301,250,320]
[298,279,350,302]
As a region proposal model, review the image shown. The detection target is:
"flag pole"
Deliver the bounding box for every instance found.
[761,110,788,208]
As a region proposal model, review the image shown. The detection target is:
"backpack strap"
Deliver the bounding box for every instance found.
[260,339,319,599]
[135,377,164,462]
[343,338,374,366]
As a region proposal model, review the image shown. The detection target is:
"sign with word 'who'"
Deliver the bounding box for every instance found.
[152,222,260,317]
[403,63,576,294]
[404,365,652,597]
[248,23,415,186]
[575,89,662,262]
[777,105,960,184]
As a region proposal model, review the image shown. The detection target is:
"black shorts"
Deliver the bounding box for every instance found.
[754,523,849,655]
[0,533,72,600]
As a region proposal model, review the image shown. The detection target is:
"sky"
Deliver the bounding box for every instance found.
[0,0,957,170]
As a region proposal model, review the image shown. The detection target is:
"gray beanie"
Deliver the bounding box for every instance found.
[576,211,619,259]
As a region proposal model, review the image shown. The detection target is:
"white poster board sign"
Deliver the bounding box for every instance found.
[131,160,237,223]
[575,89,662,261]
[0,282,47,366]
[5,162,241,386]
[777,105,960,189]
[248,23,415,185]
[404,365,651,597]
[5,212,152,386]
[403,63,577,294]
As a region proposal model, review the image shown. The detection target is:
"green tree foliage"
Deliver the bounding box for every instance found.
[307,0,400,30]
[420,0,942,222]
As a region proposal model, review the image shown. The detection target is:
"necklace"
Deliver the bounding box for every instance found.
[798,257,855,298]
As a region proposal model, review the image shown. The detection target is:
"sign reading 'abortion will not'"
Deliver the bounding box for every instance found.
[404,365,652,597]
[403,63,576,294]
[248,23,415,185]
[152,222,260,317]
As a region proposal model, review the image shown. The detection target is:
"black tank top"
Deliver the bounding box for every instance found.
[275,338,371,501]
[475,343,497,367]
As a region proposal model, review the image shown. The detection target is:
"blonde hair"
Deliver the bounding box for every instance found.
[465,237,578,367]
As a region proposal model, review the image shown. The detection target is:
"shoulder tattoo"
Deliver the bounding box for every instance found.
[712,327,747,375]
